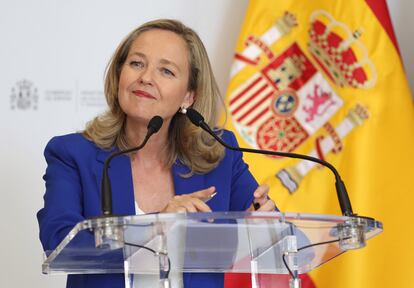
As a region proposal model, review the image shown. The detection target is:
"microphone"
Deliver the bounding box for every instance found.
[101,116,163,216]
[185,108,354,217]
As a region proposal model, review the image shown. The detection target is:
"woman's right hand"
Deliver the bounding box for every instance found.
[160,186,216,213]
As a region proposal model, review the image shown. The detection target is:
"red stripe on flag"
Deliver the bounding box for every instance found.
[234,53,259,66]
[231,83,268,115]
[365,0,400,55]
[224,273,316,288]
[229,77,263,105]
[246,106,270,126]
[236,91,274,122]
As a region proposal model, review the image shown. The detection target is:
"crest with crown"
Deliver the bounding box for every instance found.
[307,10,377,89]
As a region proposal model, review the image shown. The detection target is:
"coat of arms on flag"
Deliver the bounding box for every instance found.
[228,11,376,193]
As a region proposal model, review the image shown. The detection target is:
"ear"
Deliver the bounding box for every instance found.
[182,90,195,108]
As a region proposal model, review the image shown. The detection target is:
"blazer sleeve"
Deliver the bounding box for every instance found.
[37,136,85,252]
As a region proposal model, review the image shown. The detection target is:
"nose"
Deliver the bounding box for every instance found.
[139,67,154,86]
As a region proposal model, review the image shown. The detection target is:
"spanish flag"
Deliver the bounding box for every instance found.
[225,0,414,287]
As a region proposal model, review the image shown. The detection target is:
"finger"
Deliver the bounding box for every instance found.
[162,202,186,213]
[246,203,256,212]
[190,186,216,200]
[179,197,212,213]
[257,199,276,212]
[247,202,262,211]
[254,194,269,207]
[191,198,212,212]
[176,206,187,213]
[253,184,269,199]
[179,200,198,213]
[161,195,193,213]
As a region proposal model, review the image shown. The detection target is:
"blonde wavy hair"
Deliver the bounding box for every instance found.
[83,19,225,174]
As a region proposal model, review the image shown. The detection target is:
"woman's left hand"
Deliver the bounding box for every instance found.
[246,184,276,212]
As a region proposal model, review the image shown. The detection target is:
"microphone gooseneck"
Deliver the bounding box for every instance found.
[185,108,354,217]
[101,116,163,216]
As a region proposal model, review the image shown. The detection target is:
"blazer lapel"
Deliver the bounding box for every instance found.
[94,149,135,216]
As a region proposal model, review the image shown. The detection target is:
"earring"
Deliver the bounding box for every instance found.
[180,106,187,114]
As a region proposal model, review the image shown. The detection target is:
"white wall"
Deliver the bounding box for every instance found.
[387,0,414,95]
[0,0,249,287]
[0,1,411,287]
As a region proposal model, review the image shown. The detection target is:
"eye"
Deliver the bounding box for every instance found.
[161,67,175,77]
[129,60,144,68]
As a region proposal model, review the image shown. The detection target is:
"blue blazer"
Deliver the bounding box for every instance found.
[37,130,258,288]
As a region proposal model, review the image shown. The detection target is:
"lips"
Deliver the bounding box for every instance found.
[132,90,156,99]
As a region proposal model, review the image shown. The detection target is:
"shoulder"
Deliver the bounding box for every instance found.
[217,129,239,146]
[44,133,103,161]
[216,129,244,153]
[210,129,244,166]
[46,133,95,150]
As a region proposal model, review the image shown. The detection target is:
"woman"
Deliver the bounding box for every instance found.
[37,19,276,288]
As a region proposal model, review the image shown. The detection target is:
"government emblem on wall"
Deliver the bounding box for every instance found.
[10,79,39,110]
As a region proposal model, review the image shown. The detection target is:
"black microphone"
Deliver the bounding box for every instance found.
[185,108,354,217]
[101,116,163,216]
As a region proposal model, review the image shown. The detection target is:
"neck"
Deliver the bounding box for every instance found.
[125,117,171,164]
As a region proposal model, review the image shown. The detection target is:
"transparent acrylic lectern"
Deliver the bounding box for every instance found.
[42,211,382,288]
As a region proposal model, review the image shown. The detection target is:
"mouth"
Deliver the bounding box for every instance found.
[132,90,156,100]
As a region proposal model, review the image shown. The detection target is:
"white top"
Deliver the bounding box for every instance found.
[134,201,146,215]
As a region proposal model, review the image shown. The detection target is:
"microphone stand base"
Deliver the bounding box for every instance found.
[289,277,301,288]
[337,216,367,250]
[92,216,125,250]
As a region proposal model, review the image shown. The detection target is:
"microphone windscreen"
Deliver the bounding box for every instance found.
[186,108,205,127]
[148,116,163,133]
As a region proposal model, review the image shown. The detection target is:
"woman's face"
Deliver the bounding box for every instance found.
[118,29,194,127]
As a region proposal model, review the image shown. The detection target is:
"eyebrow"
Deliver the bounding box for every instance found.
[128,52,181,72]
